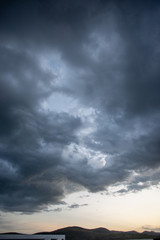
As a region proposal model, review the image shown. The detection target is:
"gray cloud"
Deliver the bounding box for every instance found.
[47,207,63,212]
[68,203,88,209]
[0,0,160,213]
[0,26,82,212]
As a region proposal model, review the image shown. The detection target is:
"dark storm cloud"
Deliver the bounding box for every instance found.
[58,156,131,192]
[0,0,160,212]
[0,19,82,212]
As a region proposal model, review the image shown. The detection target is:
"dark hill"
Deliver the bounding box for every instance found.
[3,226,159,240]
[39,227,99,240]
[142,231,160,236]
[36,226,158,240]
[91,228,110,233]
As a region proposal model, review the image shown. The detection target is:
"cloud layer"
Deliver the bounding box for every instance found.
[0,0,160,213]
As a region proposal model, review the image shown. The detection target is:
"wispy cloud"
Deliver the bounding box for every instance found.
[68,204,88,209]
[142,225,160,232]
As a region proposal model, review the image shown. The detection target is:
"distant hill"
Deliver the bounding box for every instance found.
[35,226,160,240]
[1,226,160,240]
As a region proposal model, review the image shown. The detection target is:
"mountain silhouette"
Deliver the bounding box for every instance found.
[35,226,160,240]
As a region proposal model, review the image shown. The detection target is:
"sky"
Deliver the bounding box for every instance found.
[0,0,160,234]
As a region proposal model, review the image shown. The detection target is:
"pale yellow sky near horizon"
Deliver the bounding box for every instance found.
[1,187,160,234]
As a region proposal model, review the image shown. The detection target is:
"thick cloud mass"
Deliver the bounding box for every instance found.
[0,0,160,212]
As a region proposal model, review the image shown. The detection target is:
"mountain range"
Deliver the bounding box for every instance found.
[2,226,160,240]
